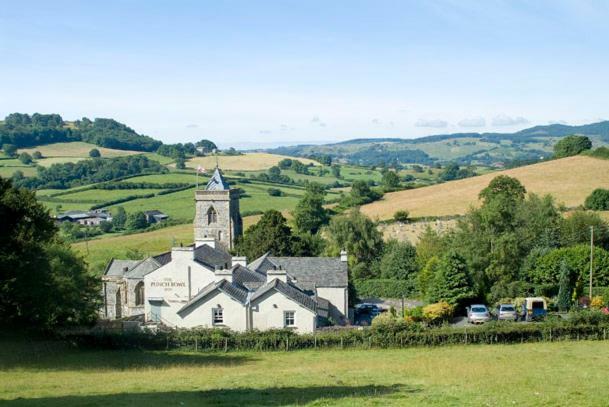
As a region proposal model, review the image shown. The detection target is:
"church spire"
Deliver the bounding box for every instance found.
[205,167,230,191]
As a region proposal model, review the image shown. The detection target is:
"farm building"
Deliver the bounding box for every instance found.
[56,209,112,226]
[101,167,349,332]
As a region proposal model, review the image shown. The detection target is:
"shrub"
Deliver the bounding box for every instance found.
[89,148,101,158]
[422,301,453,325]
[32,151,43,159]
[353,279,414,299]
[267,188,284,197]
[591,296,605,309]
[18,152,32,164]
[584,188,609,210]
[393,210,410,223]
[553,135,592,158]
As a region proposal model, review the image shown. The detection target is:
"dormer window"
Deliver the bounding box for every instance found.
[207,207,217,224]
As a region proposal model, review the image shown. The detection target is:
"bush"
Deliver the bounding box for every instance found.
[267,188,284,197]
[393,210,410,223]
[585,188,609,210]
[554,135,592,158]
[18,152,32,164]
[422,301,453,325]
[591,296,605,309]
[353,279,414,299]
[89,148,101,158]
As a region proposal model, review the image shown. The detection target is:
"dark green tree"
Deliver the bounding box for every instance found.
[553,135,592,158]
[127,211,148,230]
[557,260,574,312]
[292,182,329,234]
[428,251,475,307]
[331,165,341,178]
[325,208,384,279]
[89,148,101,158]
[112,206,127,230]
[175,156,186,169]
[584,188,609,210]
[2,143,17,157]
[32,151,43,159]
[235,210,296,259]
[0,177,99,327]
[18,152,32,165]
[379,240,418,286]
[195,139,217,153]
[381,170,400,190]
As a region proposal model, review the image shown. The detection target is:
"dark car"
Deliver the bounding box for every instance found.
[354,303,384,325]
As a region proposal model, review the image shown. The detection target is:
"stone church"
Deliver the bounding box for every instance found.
[101,167,349,332]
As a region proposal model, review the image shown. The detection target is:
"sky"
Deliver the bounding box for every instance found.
[2,1,609,149]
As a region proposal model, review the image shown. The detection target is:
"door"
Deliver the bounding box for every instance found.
[150,302,161,322]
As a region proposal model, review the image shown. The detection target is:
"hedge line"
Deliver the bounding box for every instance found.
[61,320,609,353]
[353,279,414,298]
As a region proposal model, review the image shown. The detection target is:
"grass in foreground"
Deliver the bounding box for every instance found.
[1,338,608,406]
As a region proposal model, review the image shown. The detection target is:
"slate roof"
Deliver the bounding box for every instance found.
[178,279,249,314]
[206,167,230,191]
[249,256,348,289]
[152,251,172,266]
[232,264,266,286]
[250,279,317,312]
[103,259,142,277]
[194,244,232,269]
[125,257,161,279]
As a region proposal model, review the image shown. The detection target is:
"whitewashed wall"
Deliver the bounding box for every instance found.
[250,289,316,333]
[316,287,348,322]
[177,290,247,331]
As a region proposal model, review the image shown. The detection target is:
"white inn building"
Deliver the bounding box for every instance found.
[101,167,349,332]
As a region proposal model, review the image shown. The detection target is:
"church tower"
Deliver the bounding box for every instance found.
[194,167,243,251]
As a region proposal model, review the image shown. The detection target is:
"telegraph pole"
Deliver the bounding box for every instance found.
[589,226,594,300]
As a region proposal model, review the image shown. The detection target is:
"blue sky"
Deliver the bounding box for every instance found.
[2,1,609,148]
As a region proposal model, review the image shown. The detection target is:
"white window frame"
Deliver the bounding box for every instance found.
[212,308,224,325]
[284,311,295,327]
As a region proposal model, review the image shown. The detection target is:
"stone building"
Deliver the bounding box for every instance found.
[101,167,349,332]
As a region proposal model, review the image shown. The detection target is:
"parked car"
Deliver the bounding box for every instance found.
[521,297,547,321]
[354,303,384,326]
[467,304,491,324]
[497,304,518,321]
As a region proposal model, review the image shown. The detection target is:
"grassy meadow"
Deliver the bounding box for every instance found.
[19,142,140,162]
[362,155,609,220]
[1,336,609,406]
[186,152,319,171]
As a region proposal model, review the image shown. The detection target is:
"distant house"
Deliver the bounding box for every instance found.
[144,210,169,224]
[56,209,112,226]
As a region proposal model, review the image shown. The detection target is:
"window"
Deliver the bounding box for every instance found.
[218,230,223,241]
[207,207,217,224]
[284,311,295,327]
[134,281,144,306]
[212,308,223,325]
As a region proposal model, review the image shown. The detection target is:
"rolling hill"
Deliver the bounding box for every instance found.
[268,120,609,166]
[361,155,609,220]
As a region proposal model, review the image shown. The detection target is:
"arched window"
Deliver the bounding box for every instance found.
[218,230,223,241]
[135,281,144,306]
[207,207,217,224]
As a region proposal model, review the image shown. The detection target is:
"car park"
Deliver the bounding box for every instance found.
[467,304,491,324]
[521,297,547,321]
[497,304,518,321]
[354,303,384,326]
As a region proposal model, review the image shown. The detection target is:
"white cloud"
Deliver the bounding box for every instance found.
[259,130,272,135]
[185,123,199,129]
[548,120,567,125]
[458,117,486,127]
[372,118,381,125]
[415,118,448,128]
[491,114,529,126]
[310,116,321,123]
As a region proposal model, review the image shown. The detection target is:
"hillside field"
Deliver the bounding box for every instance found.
[19,142,142,166]
[186,152,319,171]
[362,156,609,220]
[2,337,609,406]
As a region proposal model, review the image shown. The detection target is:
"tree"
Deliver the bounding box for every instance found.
[0,177,99,327]
[292,182,329,234]
[127,211,148,230]
[428,251,475,307]
[560,210,609,249]
[196,139,217,153]
[585,188,609,210]
[553,135,592,158]
[235,210,296,259]
[340,180,382,207]
[557,260,574,312]
[89,148,101,158]
[175,156,186,169]
[418,256,440,298]
[112,206,127,230]
[331,165,341,178]
[381,170,400,190]
[325,208,384,279]
[2,143,17,157]
[267,188,283,197]
[379,240,418,286]
[18,152,32,165]
[32,151,43,159]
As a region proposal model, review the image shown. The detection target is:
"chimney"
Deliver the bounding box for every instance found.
[214,265,233,283]
[340,249,348,262]
[195,237,216,249]
[232,256,247,267]
[171,246,195,262]
[266,265,287,283]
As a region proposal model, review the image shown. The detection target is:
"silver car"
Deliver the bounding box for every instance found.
[467,304,491,324]
[497,304,518,321]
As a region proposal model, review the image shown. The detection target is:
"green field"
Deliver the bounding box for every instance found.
[1,337,609,406]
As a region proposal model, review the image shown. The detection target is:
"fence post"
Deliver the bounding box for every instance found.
[340,337,344,349]
[314,334,317,349]
[369,337,372,349]
[464,328,467,345]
